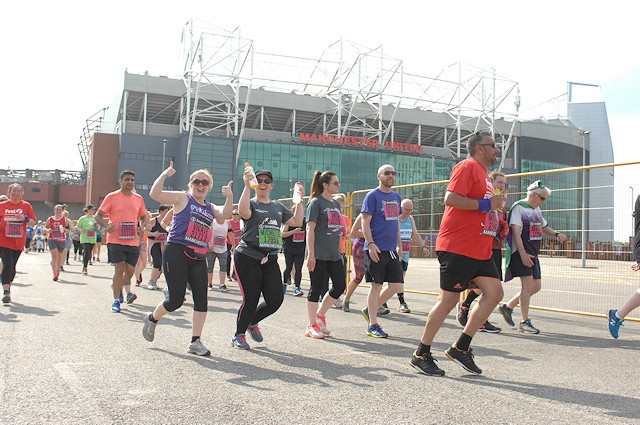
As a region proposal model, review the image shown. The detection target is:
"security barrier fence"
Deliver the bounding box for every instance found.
[278,161,640,321]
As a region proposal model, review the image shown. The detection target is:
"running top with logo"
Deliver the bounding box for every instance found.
[168,194,214,255]
[99,189,147,247]
[505,200,547,260]
[226,219,241,247]
[282,218,306,255]
[46,216,68,242]
[236,199,293,261]
[361,188,402,252]
[76,215,98,244]
[399,215,415,263]
[339,214,351,254]
[307,196,344,262]
[210,219,229,254]
[0,199,36,251]
[436,158,495,260]
[148,217,168,243]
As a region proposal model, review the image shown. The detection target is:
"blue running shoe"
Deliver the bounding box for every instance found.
[293,287,304,297]
[361,307,370,324]
[248,324,263,342]
[608,309,623,339]
[111,300,121,313]
[367,323,388,338]
[231,334,250,350]
[118,290,124,304]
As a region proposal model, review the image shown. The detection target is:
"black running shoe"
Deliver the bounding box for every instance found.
[444,346,482,374]
[410,350,445,376]
[478,321,502,333]
[456,302,469,326]
[498,303,515,327]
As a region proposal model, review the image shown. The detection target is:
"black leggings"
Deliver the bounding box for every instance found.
[309,258,346,303]
[162,242,208,313]
[234,251,284,335]
[0,247,22,286]
[226,244,233,277]
[283,249,305,287]
[150,242,163,270]
[82,243,95,268]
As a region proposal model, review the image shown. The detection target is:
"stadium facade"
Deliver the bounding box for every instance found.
[82,23,613,240]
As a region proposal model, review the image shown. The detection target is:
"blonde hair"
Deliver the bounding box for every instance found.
[189,169,213,185]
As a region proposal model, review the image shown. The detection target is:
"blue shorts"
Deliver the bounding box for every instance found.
[48,240,66,252]
[507,251,542,279]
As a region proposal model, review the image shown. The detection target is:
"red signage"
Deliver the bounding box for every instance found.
[299,133,423,153]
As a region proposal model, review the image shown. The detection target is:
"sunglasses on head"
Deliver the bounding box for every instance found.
[191,179,210,186]
[257,178,272,184]
[382,170,397,176]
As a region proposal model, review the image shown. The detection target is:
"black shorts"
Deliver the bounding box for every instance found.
[364,250,404,284]
[507,251,541,279]
[437,251,500,292]
[107,244,140,267]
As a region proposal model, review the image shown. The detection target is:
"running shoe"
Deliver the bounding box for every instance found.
[444,346,482,374]
[82,268,88,275]
[2,292,11,304]
[305,323,325,339]
[410,350,445,376]
[343,300,350,312]
[126,292,137,305]
[147,280,159,290]
[332,299,344,309]
[231,334,250,350]
[248,324,263,342]
[293,287,304,297]
[187,338,211,356]
[498,303,515,327]
[282,284,287,295]
[398,303,411,313]
[456,302,470,326]
[316,315,331,335]
[518,319,540,334]
[478,321,502,333]
[361,307,370,324]
[118,290,124,304]
[111,300,121,313]
[208,284,214,291]
[53,275,59,281]
[377,306,390,316]
[608,309,624,339]
[142,313,157,342]
[219,284,229,292]
[60,266,65,271]
[366,324,388,338]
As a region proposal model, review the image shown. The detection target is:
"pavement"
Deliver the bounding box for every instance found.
[1,250,639,424]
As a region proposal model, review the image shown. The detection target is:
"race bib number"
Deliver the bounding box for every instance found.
[5,222,24,238]
[258,227,283,249]
[118,222,137,239]
[186,221,212,246]
[213,235,227,249]
[401,241,412,252]
[529,222,543,241]
[292,231,305,242]
[86,230,96,238]
[382,201,399,220]
[481,211,499,237]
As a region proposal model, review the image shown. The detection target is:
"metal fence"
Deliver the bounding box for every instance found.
[278,161,640,321]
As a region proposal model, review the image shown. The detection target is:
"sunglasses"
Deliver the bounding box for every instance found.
[257,178,272,184]
[382,170,397,176]
[191,179,210,186]
[535,192,547,202]
[329,181,341,186]
[232,213,239,215]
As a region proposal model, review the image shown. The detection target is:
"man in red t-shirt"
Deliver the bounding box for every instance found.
[0,184,36,304]
[95,170,147,313]
[410,131,506,377]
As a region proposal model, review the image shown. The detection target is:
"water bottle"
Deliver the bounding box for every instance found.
[292,181,303,204]
[245,162,258,189]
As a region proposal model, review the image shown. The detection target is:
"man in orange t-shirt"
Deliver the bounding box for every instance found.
[410,131,506,377]
[95,170,147,313]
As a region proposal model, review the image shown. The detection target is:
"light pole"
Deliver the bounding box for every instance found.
[162,139,167,171]
[578,130,590,268]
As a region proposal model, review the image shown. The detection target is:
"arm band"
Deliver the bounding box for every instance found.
[477,199,492,213]
[24,215,30,223]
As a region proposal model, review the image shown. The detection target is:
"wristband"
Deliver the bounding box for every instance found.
[555,232,561,237]
[477,199,492,213]
[24,215,30,223]
[367,241,375,245]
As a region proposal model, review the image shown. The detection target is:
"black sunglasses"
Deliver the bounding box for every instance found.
[257,178,272,184]
[191,179,210,186]
[535,193,547,202]
[382,170,397,176]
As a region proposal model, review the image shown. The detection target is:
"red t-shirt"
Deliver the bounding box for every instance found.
[436,158,495,260]
[46,216,68,242]
[98,190,147,247]
[0,200,36,251]
[226,219,241,247]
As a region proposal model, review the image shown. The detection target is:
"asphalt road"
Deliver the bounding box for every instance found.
[1,250,638,424]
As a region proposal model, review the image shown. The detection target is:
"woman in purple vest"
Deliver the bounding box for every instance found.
[142,161,234,356]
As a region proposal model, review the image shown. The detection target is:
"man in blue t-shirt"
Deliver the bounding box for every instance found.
[360,164,404,338]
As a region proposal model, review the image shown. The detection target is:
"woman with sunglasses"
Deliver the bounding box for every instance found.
[304,170,346,338]
[142,161,234,356]
[231,168,304,349]
[498,180,567,334]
